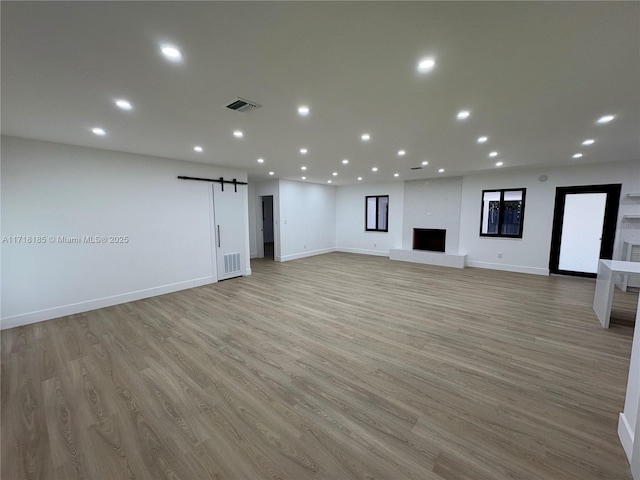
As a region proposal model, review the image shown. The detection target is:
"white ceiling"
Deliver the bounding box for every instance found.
[2,2,639,185]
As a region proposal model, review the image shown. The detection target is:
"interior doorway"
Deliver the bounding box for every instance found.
[261,195,274,260]
[549,184,621,277]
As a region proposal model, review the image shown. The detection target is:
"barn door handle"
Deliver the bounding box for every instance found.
[217,225,221,248]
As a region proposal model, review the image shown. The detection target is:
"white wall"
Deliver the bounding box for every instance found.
[336,182,404,256]
[620,303,640,478]
[459,161,640,275]
[402,177,462,253]
[279,180,336,261]
[1,136,249,328]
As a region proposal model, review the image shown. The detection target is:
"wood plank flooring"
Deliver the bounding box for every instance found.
[1,252,637,479]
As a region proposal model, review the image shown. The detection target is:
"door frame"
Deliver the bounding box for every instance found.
[549,183,621,277]
[256,194,275,260]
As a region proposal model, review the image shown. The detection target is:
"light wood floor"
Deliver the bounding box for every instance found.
[1,253,637,479]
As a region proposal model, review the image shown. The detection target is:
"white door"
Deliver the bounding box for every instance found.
[558,193,607,274]
[212,182,245,280]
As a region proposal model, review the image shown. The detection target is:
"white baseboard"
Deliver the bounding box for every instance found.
[244,268,252,276]
[466,260,549,276]
[336,247,389,257]
[277,247,336,262]
[619,413,635,462]
[0,276,217,330]
[250,252,258,259]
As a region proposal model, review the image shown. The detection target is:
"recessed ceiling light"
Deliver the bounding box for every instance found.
[573,153,583,158]
[457,110,470,120]
[332,172,338,176]
[91,127,106,136]
[301,176,306,180]
[417,57,436,72]
[357,177,363,181]
[257,158,264,163]
[115,99,132,111]
[233,130,243,138]
[361,133,370,141]
[421,160,429,166]
[438,168,445,173]
[269,171,274,175]
[300,148,308,154]
[301,166,307,171]
[597,115,615,124]
[298,106,310,116]
[477,136,488,143]
[327,180,332,184]
[161,45,182,61]
[342,159,349,164]
[495,161,503,167]
[394,173,400,177]
[398,150,406,156]
[194,146,203,153]
[582,139,595,146]
[489,151,498,157]
[372,167,378,172]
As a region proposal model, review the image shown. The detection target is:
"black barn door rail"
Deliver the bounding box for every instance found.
[178,176,248,192]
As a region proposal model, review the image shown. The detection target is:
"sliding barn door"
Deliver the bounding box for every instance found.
[212,182,245,281]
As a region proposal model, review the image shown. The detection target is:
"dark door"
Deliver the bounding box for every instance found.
[549,184,621,277]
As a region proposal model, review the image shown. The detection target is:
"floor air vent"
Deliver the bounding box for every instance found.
[224,253,241,274]
[225,97,261,113]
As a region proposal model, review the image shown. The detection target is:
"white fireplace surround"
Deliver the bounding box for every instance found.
[389,248,467,268]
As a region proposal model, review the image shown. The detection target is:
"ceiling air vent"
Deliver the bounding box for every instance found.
[410,166,423,170]
[225,97,261,113]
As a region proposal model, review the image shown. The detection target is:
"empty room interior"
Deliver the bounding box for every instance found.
[2,2,640,479]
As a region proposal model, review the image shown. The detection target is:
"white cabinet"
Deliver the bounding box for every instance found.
[617,240,640,291]
[212,182,246,281]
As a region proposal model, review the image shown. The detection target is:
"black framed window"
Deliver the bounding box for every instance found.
[365,195,389,232]
[480,188,526,238]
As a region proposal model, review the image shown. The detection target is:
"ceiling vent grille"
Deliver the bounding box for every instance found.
[410,166,423,170]
[225,97,261,113]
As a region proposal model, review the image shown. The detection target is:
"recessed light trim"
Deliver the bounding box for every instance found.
[361,133,370,141]
[91,127,106,136]
[394,173,400,177]
[300,148,308,154]
[489,151,498,158]
[257,158,264,163]
[495,161,503,167]
[233,130,244,138]
[298,105,310,116]
[457,110,470,120]
[372,167,378,172]
[301,176,306,180]
[342,159,349,164]
[438,168,445,173]
[421,161,429,166]
[327,180,332,184]
[572,153,583,158]
[332,172,338,176]
[477,136,488,143]
[268,171,274,175]
[161,45,182,61]
[193,146,203,153]
[115,99,132,111]
[417,57,436,72]
[301,166,307,171]
[397,150,406,156]
[357,177,363,181]
[582,139,595,146]
[597,115,615,124]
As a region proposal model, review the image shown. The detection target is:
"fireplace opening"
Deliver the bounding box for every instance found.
[413,228,446,252]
